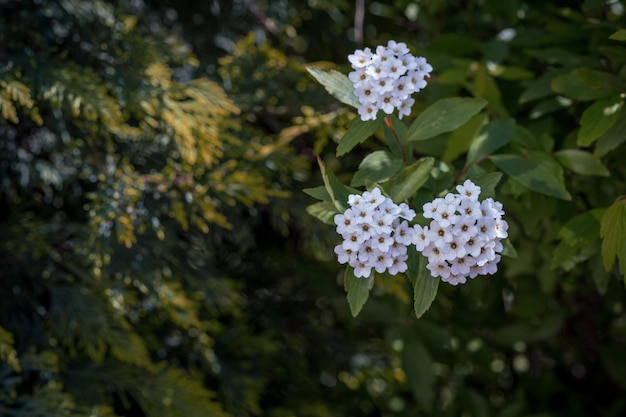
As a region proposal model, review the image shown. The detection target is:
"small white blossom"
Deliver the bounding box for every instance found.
[413,180,508,285]
[348,42,432,121]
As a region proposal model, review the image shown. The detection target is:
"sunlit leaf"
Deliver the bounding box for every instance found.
[306,201,338,225]
[317,156,358,212]
[408,98,487,142]
[306,65,360,108]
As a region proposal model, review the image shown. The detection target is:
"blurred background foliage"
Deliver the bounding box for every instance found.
[1,0,625,416]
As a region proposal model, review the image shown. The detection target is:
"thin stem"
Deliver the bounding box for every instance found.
[354,0,365,47]
[384,116,407,163]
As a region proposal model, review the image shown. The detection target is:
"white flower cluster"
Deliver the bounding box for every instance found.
[348,40,432,121]
[334,188,419,278]
[415,180,509,286]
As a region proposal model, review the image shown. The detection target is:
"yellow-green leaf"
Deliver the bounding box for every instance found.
[600,199,626,272]
[408,98,487,142]
[577,96,624,147]
[306,65,360,108]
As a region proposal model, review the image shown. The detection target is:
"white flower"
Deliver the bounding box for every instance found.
[362,187,385,207]
[463,235,484,258]
[335,209,358,235]
[413,225,430,251]
[372,251,394,273]
[427,261,451,279]
[459,197,481,221]
[379,92,399,114]
[348,47,373,68]
[450,255,476,276]
[414,56,433,75]
[394,220,416,246]
[427,221,454,247]
[342,232,365,252]
[476,217,497,240]
[398,202,416,221]
[358,103,379,121]
[397,97,415,119]
[443,274,467,286]
[432,200,459,228]
[413,179,508,285]
[358,239,377,262]
[387,40,409,55]
[388,241,408,257]
[372,233,394,253]
[334,187,427,277]
[379,199,401,216]
[441,237,468,261]
[354,85,377,103]
[371,211,394,235]
[335,245,356,265]
[354,260,372,278]
[494,218,509,239]
[348,42,432,121]
[388,253,408,275]
[451,217,478,240]
[423,244,446,263]
[349,68,370,88]
[456,179,481,201]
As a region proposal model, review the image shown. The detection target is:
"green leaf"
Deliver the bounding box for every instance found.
[601,347,626,390]
[577,96,624,146]
[306,66,359,108]
[336,117,382,156]
[302,185,332,202]
[501,238,518,258]
[575,68,626,92]
[511,124,549,152]
[473,63,509,117]
[600,199,626,272]
[402,336,435,411]
[596,113,626,157]
[554,149,610,176]
[384,157,434,202]
[490,153,571,200]
[343,266,373,317]
[305,201,338,225]
[407,97,487,142]
[317,156,357,212]
[466,171,503,199]
[407,252,439,319]
[551,209,604,270]
[351,151,402,187]
[442,113,487,163]
[466,118,515,165]
[551,72,615,101]
[610,29,626,41]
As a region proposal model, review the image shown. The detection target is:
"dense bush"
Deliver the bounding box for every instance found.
[1,1,625,417]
